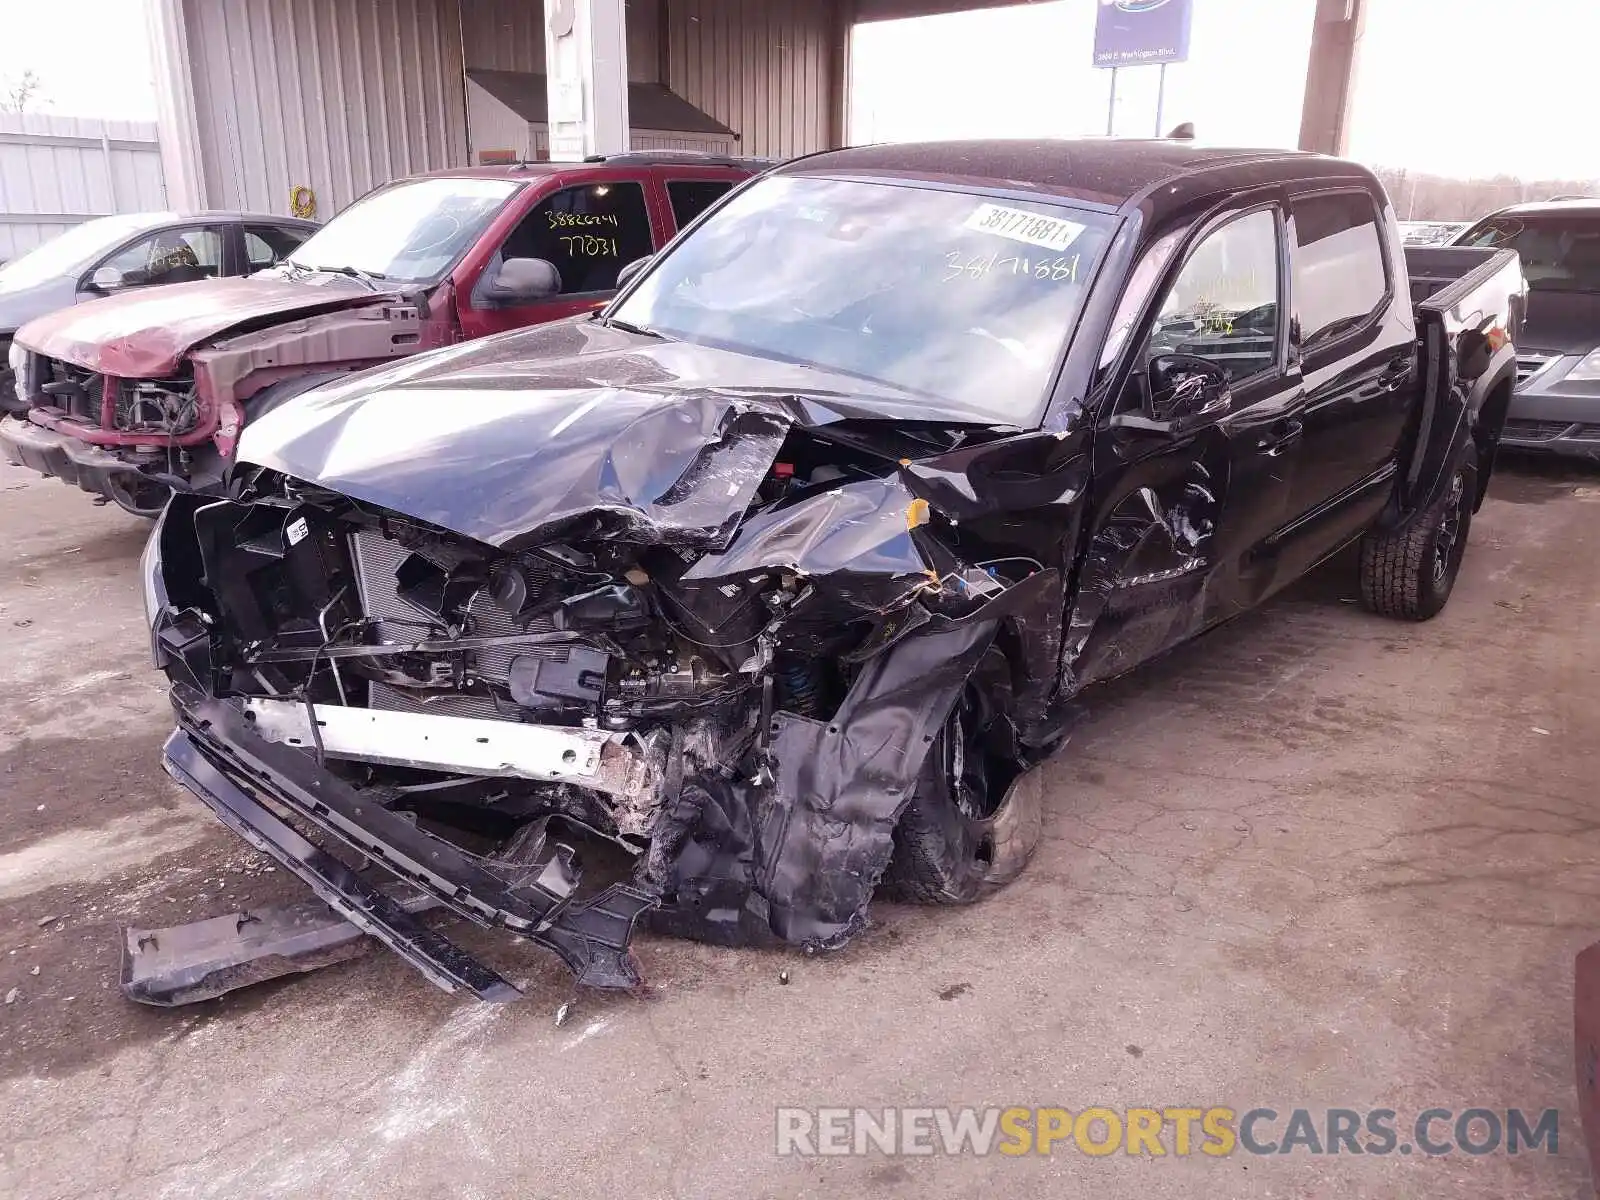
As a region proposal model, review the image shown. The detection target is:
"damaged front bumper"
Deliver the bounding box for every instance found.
[161,682,655,998]
[0,413,154,503]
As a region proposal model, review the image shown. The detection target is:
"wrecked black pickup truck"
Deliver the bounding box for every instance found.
[135,140,1525,1003]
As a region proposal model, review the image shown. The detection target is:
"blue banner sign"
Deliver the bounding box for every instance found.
[1093,0,1194,67]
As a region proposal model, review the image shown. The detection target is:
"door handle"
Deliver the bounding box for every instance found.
[1261,417,1304,457]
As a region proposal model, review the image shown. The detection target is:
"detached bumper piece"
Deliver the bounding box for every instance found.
[0,414,146,502]
[162,684,655,1000]
[122,892,440,1007]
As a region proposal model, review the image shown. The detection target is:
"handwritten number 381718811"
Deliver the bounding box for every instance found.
[942,250,1080,284]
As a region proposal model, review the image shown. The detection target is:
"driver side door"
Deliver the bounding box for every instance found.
[1066,199,1309,688]
[457,177,661,339]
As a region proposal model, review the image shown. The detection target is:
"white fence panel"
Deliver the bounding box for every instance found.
[0,113,167,261]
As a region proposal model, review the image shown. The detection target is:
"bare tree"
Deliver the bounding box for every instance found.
[0,70,45,114]
[1372,164,1600,222]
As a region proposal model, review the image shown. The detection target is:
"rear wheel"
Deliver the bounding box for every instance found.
[105,473,172,519]
[880,683,1044,905]
[1358,445,1477,621]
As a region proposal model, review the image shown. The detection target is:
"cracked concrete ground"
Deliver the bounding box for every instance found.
[0,454,1597,1199]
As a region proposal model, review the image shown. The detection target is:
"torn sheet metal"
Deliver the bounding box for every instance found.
[16,275,385,378]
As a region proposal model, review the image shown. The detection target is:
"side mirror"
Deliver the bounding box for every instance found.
[484,257,561,305]
[89,266,125,292]
[615,255,652,290]
[1109,354,1232,438]
[1147,353,1231,422]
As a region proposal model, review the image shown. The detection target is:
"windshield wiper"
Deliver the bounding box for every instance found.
[288,262,388,291]
[602,315,664,339]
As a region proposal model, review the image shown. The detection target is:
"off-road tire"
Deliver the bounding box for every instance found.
[1358,445,1477,621]
[880,719,1044,905]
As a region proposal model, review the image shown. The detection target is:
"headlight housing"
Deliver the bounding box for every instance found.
[1567,348,1600,382]
[7,337,28,406]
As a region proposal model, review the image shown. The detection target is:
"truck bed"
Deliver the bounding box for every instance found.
[1405,245,1518,308]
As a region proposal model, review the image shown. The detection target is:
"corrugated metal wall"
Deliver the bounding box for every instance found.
[666,0,838,157]
[0,114,167,260]
[171,0,839,220]
[459,0,664,82]
[457,0,836,158]
[183,0,469,219]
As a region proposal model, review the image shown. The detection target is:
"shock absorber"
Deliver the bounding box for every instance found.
[775,656,824,717]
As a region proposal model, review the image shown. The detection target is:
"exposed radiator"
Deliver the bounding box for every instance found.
[349,530,558,720]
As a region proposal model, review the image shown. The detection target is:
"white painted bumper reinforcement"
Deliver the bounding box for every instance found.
[240,699,648,797]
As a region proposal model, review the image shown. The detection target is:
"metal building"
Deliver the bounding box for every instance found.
[145,0,1364,223]
[148,0,851,220]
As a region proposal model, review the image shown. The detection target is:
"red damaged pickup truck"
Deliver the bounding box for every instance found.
[1,152,768,515]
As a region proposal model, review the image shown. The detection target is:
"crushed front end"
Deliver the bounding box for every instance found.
[142,388,1068,998]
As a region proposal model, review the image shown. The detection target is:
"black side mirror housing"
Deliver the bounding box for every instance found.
[1109,354,1232,438]
[1147,353,1231,422]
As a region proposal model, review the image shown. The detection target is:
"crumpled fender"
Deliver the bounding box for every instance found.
[645,573,1060,950]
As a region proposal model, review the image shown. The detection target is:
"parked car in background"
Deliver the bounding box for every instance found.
[1454,198,1600,458]
[0,211,316,419]
[0,153,767,516]
[135,140,1522,1003]
[1399,220,1469,247]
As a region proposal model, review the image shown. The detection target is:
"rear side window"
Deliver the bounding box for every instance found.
[499,182,654,295]
[1291,192,1388,348]
[667,180,734,229]
[245,224,311,270]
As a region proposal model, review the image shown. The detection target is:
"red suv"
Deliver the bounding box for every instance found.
[2,152,767,514]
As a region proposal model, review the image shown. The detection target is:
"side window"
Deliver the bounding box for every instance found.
[245,224,311,270]
[1147,208,1281,381]
[1290,192,1388,348]
[667,180,733,229]
[101,227,224,287]
[496,182,653,296]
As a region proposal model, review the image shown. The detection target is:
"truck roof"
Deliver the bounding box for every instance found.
[408,153,766,184]
[1485,197,1600,217]
[785,139,1373,213]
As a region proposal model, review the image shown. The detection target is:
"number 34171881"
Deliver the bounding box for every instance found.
[942,250,1080,283]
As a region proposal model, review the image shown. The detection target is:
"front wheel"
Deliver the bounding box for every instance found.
[1358,446,1477,621]
[880,687,1044,905]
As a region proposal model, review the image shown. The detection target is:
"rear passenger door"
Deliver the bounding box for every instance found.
[663,176,737,235]
[1275,187,1416,565]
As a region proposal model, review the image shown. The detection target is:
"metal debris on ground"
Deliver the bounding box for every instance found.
[555,1001,572,1028]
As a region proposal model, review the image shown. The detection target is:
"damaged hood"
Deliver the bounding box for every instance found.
[239,317,1012,550]
[15,274,393,376]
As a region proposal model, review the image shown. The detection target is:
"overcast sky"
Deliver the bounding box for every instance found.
[853,0,1600,181]
[0,0,158,122]
[3,0,1597,182]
